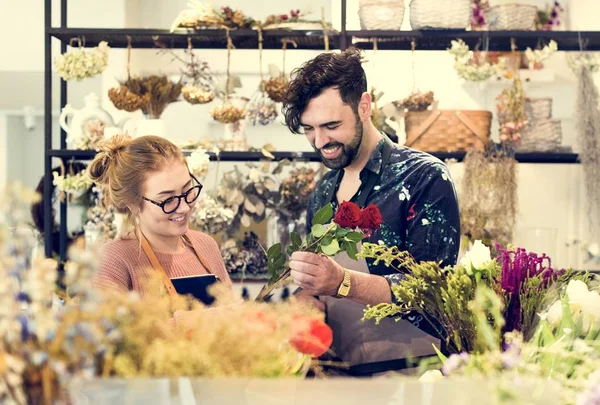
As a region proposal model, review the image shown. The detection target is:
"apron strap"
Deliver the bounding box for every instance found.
[140,232,218,298]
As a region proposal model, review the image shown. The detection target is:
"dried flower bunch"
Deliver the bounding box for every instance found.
[263,9,305,27]
[170,1,255,31]
[190,193,235,235]
[85,192,117,243]
[110,75,183,119]
[459,150,518,248]
[209,104,247,124]
[470,0,490,30]
[108,86,149,112]
[247,92,278,126]
[277,167,318,222]
[448,40,504,82]
[496,76,528,145]
[54,41,109,81]
[67,118,106,150]
[567,53,600,74]
[221,232,269,278]
[393,91,435,112]
[263,76,289,103]
[536,1,563,30]
[186,148,211,179]
[52,171,93,196]
[524,40,558,69]
[182,86,215,104]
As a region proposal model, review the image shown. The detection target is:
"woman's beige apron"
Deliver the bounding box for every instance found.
[318,136,440,372]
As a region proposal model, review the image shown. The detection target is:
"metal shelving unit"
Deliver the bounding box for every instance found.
[44,0,598,262]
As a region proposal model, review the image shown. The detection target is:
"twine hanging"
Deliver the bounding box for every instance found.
[264,39,296,103]
[321,6,329,52]
[209,27,247,124]
[181,37,215,105]
[247,26,278,126]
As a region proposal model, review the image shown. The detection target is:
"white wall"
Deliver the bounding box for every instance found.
[1,0,600,270]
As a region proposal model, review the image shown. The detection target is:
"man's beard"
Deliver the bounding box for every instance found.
[314,119,363,170]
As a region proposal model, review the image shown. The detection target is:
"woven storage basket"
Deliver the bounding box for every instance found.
[410,0,471,30]
[358,0,405,30]
[517,119,562,152]
[487,4,537,30]
[404,110,492,152]
[525,97,552,121]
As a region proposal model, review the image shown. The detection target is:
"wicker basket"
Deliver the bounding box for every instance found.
[410,0,471,30]
[358,0,405,30]
[517,119,562,152]
[525,98,552,121]
[487,4,537,30]
[404,110,492,152]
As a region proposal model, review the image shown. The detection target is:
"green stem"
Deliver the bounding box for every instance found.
[302,224,337,252]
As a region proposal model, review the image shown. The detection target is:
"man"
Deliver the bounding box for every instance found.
[282,47,461,375]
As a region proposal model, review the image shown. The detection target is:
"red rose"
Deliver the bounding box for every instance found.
[333,201,362,229]
[289,316,333,358]
[360,204,383,231]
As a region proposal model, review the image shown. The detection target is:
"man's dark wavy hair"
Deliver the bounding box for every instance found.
[282,47,367,134]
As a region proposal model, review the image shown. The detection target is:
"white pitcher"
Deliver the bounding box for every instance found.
[59,93,115,148]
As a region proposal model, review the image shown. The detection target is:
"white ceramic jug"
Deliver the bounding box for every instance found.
[59,93,115,147]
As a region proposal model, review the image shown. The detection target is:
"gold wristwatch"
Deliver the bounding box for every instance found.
[336,269,352,298]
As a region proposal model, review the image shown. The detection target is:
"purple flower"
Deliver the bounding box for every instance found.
[442,352,470,376]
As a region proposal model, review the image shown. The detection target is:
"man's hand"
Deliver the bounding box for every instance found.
[289,251,344,297]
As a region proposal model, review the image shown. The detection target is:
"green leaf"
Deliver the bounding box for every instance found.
[273,254,287,270]
[346,242,359,260]
[432,344,448,363]
[321,236,333,247]
[345,231,364,243]
[290,232,302,248]
[321,239,340,256]
[311,203,333,226]
[267,243,282,259]
[311,224,327,238]
[336,228,350,238]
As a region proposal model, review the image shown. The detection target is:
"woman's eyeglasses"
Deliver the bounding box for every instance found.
[142,174,203,214]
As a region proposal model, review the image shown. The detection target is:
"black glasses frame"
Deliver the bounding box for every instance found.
[142,174,203,214]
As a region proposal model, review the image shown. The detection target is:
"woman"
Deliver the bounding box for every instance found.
[88,134,232,296]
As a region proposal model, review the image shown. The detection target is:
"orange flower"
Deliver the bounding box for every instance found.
[289,316,333,358]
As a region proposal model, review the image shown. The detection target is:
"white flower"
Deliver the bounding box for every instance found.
[187,148,210,178]
[419,369,443,382]
[546,300,562,328]
[460,240,492,273]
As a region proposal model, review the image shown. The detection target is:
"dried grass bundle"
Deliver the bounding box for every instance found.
[460,150,518,247]
[575,66,600,238]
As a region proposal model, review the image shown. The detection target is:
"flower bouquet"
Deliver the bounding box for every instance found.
[256,201,382,301]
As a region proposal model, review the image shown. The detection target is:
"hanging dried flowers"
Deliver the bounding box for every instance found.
[108,85,149,112]
[277,167,318,222]
[190,194,236,235]
[113,75,183,119]
[210,30,247,124]
[246,28,279,126]
[67,118,106,150]
[221,232,269,278]
[210,104,247,124]
[393,91,435,112]
[263,76,289,103]
[52,170,93,198]
[496,75,528,146]
[158,38,217,106]
[524,40,558,69]
[459,150,518,247]
[574,65,600,238]
[567,53,600,74]
[54,40,109,81]
[448,40,505,82]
